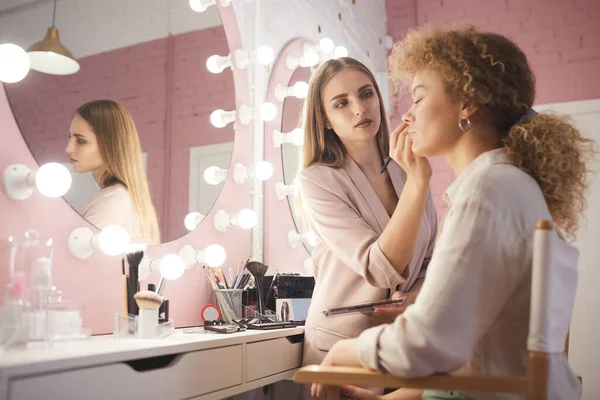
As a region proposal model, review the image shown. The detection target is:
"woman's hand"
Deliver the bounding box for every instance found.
[364,291,410,324]
[311,339,362,398]
[311,350,336,399]
[389,122,431,185]
[367,279,424,325]
[340,385,382,399]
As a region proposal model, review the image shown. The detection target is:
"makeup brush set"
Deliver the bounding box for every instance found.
[118,251,171,338]
[203,259,298,331]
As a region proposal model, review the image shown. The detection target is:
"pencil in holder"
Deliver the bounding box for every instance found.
[212,289,243,323]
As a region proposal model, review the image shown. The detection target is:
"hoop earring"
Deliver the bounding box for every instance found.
[458,117,471,132]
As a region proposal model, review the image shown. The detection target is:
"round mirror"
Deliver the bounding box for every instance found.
[280,67,314,253]
[1,1,234,244]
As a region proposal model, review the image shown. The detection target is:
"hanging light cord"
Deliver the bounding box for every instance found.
[51,0,57,27]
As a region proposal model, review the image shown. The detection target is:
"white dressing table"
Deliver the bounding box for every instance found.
[0,327,304,400]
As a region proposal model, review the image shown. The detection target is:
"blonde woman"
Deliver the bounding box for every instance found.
[299,56,438,377]
[312,26,594,400]
[65,100,160,245]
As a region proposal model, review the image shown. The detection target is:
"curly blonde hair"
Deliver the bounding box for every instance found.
[389,25,596,238]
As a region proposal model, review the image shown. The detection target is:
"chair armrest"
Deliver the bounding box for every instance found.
[294,365,528,394]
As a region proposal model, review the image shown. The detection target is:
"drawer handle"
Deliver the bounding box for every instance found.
[125,353,182,372]
[286,334,304,344]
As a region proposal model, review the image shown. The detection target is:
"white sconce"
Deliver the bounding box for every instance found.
[288,230,318,248]
[189,0,230,12]
[273,128,304,148]
[206,53,232,74]
[184,212,205,231]
[3,162,72,200]
[274,81,309,101]
[233,161,273,184]
[68,225,130,259]
[211,102,277,128]
[179,244,227,268]
[0,43,30,83]
[234,46,274,69]
[139,253,185,281]
[334,46,349,58]
[214,208,257,232]
[305,38,335,55]
[275,182,300,200]
[204,166,228,185]
[286,50,320,70]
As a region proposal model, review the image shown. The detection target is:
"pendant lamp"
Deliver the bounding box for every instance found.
[27,0,79,75]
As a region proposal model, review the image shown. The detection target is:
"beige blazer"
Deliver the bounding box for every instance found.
[300,157,438,365]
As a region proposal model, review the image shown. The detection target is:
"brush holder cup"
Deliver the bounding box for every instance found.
[213,289,243,323]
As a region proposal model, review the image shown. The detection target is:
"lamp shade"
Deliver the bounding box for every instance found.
[27,27,79,75]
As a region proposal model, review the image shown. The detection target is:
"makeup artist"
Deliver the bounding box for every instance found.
[299,57,437,372]
[66,100,160,245]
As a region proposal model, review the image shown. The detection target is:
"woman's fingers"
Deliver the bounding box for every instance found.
[389,123,407,155]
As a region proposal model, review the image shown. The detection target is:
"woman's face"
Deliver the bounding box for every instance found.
[65,115,105,174]
[321,68,381,146]
[402,69,464,157]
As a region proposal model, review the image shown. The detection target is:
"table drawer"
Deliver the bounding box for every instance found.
[9,345,242,400]
[246,335,303,382]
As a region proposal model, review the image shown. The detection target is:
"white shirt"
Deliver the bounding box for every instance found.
[356,149,581,400]
[83,184,153,245]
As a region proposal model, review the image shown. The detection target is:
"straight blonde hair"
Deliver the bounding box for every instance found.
[303,57,391,169]
[76,100,160,244]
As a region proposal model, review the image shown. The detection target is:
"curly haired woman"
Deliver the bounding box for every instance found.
[310,25,595,400]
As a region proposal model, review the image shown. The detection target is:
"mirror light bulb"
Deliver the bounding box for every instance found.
[293,81,309,99]
[319,38,335,54]
[210,109,235,128]
[160,254,185,280]
[205,244,226,267]
[35,162,72,197]
[304,49,320,67]
[291,128,304,146]
[210,109,226,128]
[334,46,348,58]
[204,166,224,185]
[0,43,30,83]
[238,209,257,229]
[306,231,318,246]
[254,161,273,181]
[184,212,205,231]
[98,225,130,256]
[260,102,277,121]
[256,45,274,64]
[206,54,230,74]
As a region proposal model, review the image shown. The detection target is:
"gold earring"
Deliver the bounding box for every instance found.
[458,117,471,132]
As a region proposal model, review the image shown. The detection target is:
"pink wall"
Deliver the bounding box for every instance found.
[0,4,251,335]
[385,0,600,217]
[4,27,235,243]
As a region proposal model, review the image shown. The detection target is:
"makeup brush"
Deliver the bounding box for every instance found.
[127,251,144,315]
[134,290,163,338]
[245,261,269,318]
[122,258,128,314]
[380,157,392,174]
